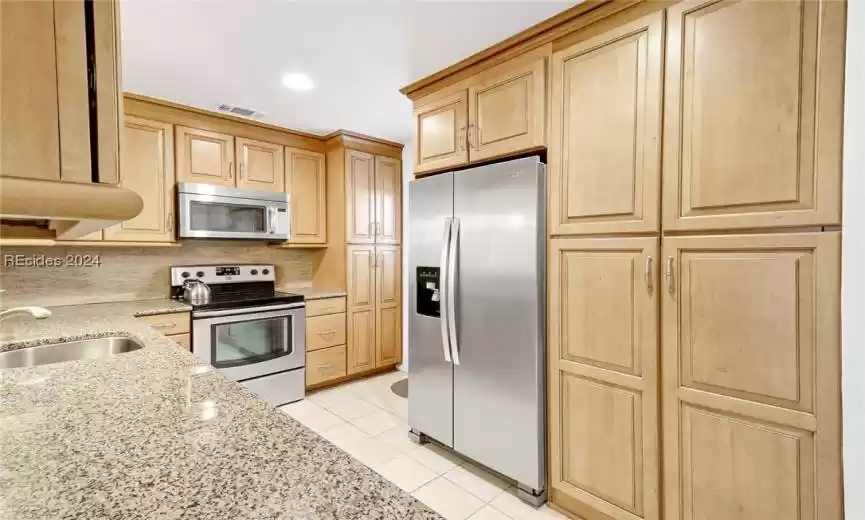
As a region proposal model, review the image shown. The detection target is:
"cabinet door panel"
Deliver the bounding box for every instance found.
[550,9,663,235]
[662,232,841,520]
[104,117,175,242]
[549,237,659,520]
[346,150,376,244]
[175,126,235,186]
[347,245,375,374]
[375,246,401,366]
[1,1,60,180]
[375,156,401,244]
[285,148,326,244]
[662,0,844,230]
[469,57,545,162]
[414,90,469,174]
[236,137,284,192]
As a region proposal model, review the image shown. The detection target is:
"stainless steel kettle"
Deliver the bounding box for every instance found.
[182,279,212,304]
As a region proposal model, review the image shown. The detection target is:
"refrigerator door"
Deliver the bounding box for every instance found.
[408,172,455,447]
[452,157,546,491]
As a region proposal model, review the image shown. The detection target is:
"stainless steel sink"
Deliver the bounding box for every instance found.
[0,336,144,369]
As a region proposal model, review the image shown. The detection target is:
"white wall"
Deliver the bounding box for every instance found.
[399,141,413,372]
[843,2,864,517]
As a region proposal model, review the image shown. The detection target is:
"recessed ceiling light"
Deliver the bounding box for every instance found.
[281,72,314,91]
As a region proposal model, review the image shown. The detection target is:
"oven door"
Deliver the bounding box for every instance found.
[178,192,288,240]
[191,303,305,381]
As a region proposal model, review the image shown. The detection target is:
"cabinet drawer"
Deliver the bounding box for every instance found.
[137,312,190,335]
[306,313,346,352]
[306,345,347,386]
[306,297,346,317]
[169,333,190,350]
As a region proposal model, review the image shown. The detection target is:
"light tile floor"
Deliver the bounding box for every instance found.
[280,371,567,520]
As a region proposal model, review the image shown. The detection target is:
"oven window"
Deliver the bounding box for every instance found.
[189,201,266,233]
[210,316,292,368]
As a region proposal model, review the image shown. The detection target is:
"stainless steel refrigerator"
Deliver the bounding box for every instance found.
[408,156,546,504]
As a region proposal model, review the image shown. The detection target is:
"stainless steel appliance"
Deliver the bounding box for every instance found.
[177,182,289,241]
[408,156,546,504]
[171,264,305,405]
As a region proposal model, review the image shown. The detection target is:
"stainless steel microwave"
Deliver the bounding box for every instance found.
[177,182,289,241]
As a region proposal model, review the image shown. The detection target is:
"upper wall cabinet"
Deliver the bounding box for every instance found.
[175,126,235,187]
[236,137,285,192]
[285,147,326,245]
[346,150,377,244]
[413,53,547,175]
[468,56,545,163]
[413,91,469,174]
[0,0,121,184]
[550,9,663,236]
[104,117,175,242]
[374,156,402,244]
[662,0,845,231]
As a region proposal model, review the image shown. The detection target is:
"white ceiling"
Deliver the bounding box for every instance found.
[120,0,576,144]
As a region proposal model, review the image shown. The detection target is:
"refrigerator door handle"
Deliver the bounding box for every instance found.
[447,218,460,365]
[439,218,453,363]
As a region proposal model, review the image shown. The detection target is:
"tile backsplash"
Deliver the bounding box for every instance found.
[0,241,314,307]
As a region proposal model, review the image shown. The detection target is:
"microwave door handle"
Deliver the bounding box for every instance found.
[267,206,275,234]
[447,218,460,365]
[439,218,452,363]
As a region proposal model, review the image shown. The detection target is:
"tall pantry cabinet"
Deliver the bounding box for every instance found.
[314,134,403,380]
[546,2,845,520]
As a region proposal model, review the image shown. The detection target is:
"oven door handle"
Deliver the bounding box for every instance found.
[192,302,305,318]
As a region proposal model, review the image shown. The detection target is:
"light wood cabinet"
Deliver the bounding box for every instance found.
[346,150,376,244]
[104,117,175,242]
[661,232,842,520]
[662,0,845,231]
[468,57,545,162]
[307,345,348,386]
[285,148,326,245]
[413,90,468,175]
[412,55,546,175]
[550,9,663,236]
[175,126,235,187]
[375,245,402,366]
[235,137,284,192]
[1,0,120,184]
[549,237,660,520]
[374,156,401,245]
[347,245,376,374]
[136,312,190,336]
[306,312,347,352]
[346,244,402,374]
[306,297,346,318]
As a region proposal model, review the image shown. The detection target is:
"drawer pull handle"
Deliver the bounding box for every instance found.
[152,323,177,328]
[318,330,338,337]
[318,362,333,369]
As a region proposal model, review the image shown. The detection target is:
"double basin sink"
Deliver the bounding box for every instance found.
[0,336,143,369]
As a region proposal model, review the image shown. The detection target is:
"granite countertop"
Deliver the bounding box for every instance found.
[283,288,347,301]
[0,301,437,519]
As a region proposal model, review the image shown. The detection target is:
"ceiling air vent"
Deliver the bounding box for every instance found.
[216,103,265,119]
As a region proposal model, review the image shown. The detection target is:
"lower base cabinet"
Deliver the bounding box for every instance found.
[661,232,842,520]
[307,345,347,387]
[549,237,660,520]
[549,232,843,520]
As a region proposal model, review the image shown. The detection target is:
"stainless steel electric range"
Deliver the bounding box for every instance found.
[170,264,305,406]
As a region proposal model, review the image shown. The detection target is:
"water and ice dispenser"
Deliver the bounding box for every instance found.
[415,267,441,318]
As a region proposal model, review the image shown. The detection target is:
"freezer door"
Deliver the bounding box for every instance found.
[452,157,546,490]
[408,172,455,447]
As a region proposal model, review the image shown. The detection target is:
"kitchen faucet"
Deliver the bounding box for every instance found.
[0,290,52,321]
[0,306,52,321]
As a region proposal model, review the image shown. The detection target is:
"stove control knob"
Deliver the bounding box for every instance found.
[181,271,190,279]
[262,268,270,275]
[250,269,258,275]
[196,271,205,278]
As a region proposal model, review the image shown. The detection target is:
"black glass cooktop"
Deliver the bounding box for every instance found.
[172,282,304,311]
